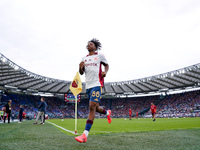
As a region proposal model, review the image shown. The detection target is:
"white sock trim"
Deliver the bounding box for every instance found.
[106,111,109,116]
[83,130,89,137]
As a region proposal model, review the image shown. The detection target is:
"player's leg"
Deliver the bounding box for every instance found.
[96,103,105,114]
[75,101,97,143]
[84,101,97,135]
[95,86,112,123]
[84,101,98,136]
[75,88,97,143]
[95,86,105,114]
[88,101,97,121]
[96,103,112,123]
[153,113,156,121]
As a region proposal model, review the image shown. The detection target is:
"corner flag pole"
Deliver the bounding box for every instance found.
[69,72,82,134]
[75,96,77,134]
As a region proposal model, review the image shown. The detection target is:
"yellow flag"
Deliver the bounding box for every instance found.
[69,72,82,96]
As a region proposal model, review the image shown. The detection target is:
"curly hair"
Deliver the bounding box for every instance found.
[88,38,102,50]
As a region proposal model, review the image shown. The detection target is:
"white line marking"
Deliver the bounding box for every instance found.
[46,121,78,135]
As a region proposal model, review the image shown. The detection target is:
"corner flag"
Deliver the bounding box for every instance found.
[69,72,82,96]
[69,72,82,134]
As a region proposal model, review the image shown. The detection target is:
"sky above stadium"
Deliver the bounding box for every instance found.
[0,0,200,83]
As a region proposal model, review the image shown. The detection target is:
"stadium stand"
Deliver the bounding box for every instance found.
[1,89,200,121]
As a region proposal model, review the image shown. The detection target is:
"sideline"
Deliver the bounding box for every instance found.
[0,119,20,123]
[46,121,78,135]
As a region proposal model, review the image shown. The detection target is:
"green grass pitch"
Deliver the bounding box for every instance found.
[0,118,200,150]
[48,117,200,135]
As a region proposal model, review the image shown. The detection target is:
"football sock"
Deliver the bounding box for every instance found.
[84,119,93,136]
[106,110,109,116]
[83,130,89,137]
[102,109,107,115]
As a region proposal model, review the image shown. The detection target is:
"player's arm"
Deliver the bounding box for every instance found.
[101,62,109,77]
[79,62,85,75]
[38,103,42,109]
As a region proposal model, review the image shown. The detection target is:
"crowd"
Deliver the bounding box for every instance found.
[144,90,200,118]
[1,89,200,122]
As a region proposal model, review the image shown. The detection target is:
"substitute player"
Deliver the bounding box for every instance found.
[150,103,156,121]
[129,109,132,120]
[75,38,111,143]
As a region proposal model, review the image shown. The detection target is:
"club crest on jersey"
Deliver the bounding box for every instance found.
[95,58,97,60]
[72,79,78,88]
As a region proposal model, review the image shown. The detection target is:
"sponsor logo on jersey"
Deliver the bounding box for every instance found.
[85,63,97,67]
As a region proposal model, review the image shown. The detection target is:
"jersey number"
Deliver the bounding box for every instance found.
[92,91,100,97]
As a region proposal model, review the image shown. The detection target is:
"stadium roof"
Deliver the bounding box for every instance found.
[0,53,200,97]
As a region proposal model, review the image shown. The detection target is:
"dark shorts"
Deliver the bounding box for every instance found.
[152,112,155,116]
[86,86,102,103]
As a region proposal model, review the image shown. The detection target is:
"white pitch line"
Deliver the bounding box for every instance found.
[46,121,78,135]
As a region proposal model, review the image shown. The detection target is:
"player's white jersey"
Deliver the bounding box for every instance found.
[81,52,108,89]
